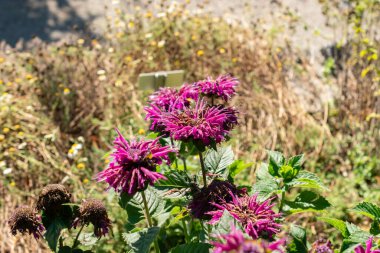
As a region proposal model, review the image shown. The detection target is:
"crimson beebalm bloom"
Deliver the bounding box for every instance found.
[96,129,175,195]
[310,239,333,253]
[161,98,238,147]
[355,237,380,253]
[179,83,200,105]
[212,225,286,253]
[208,193,281,239]
[196,74,238,101]
[8,206,45,239]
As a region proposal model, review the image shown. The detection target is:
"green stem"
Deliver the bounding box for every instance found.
[170,138,178,169]
[182,157,187,171]
[141,191,160,253]
[198,152,207,187]
[182,220,190,243]
[279,190,285,212]
[72,224,85,248]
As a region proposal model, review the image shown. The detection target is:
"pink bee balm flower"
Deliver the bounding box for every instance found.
[208,193,282,239]
[148,87,180,111]
[179,83,200,105]
[212,225,286,253]
[196,74,238,101]
[161,98,238,147]
[355,237,380,253]
[96,129,175,195]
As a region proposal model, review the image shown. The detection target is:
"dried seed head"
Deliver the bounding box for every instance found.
[8,206,45,239]
[73,199,111,238]
[36,184,71,216]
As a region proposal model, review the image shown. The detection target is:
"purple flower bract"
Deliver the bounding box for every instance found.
[196,74,238,101]
[355,237,380,253]
[96,129,175,195]
[211,225,286,253]
[208,193,282,239]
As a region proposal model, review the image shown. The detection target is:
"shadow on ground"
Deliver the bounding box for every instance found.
[0,0,98,47]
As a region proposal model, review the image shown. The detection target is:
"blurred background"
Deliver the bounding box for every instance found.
[0,0,379,252]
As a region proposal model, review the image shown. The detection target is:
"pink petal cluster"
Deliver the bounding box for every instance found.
[355,237,380,253]
[161,98,238,146]
[212,225,286,253]
[195,74,238,101]
[96,129,175,195]
[208,193,282,239]
[310,239,333,253]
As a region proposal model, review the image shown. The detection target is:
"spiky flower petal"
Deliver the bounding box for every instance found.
[8,206,45,239]
[73,199,111,238]
[96,129,175,195]
[161,98,237,147]
[208,193,281,239]
[36,184,71,216]
[355,237,380,253]
[196,74,238,101]
[212,225,286,253]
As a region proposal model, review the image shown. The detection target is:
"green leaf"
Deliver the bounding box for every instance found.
[340,239,360,253]
[353,202,380,219]
[156,170,191,190]
[346,222,362,235]
[171,243,212,253]
[204,146,234,176]
[256,163,274,180]
[119,188,171,229]
[287,154,304,170]
[268,150,285,177]
[370,219,380,235]
[286,171,328,191]
[45,218,65,252]
[317,217,349,238]
[78,232,98,247]
[123,227,160,253]
[228,160,253,178]
[287,225,308,253]
[252,177,280,201]
[282,191,331,214]
[348,230,371,243]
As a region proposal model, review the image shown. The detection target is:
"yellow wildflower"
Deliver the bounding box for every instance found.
[138,129,145,135]
[3,127,10,134]
[9,181,16,187]
[15,78,22,83]
[0,134,5,141]
[82,178,89,184]
[8,147,16,153]
[124,56,133,63]
[77,163,85,169]
[63,88,71,95]
[145,11,153,18]
[17,132,24,137]
[77,38,85,45]
[197,50,204,57]
[128,21,135,29]
[0,57,5,64]
[219,48,226,54]
[0,79,3,85]
[232,57,238,63]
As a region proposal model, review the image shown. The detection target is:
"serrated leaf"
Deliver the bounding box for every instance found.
[268,150,285,177]
[156,170,192,190]
[318,217,349,238]
[283,191,331,214]
[348,230,371,243]
[346,222,362,235]
[287,171,328,191]
[287,154,304,170]
[123,227,160,253]
[228,160,253,178]
[340,239,360,253]
[171,243,212,253]
[204,146,234,176]
[119,188,170,229]
[287,225,308,253]
[252,177,280,201]
[256,163,274,180]
[353,202,380,219]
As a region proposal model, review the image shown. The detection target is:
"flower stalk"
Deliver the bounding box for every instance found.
[141,191,160,253]
[198,151,207,187]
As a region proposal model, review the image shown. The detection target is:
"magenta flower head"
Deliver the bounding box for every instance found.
[211,225,286,253]
[161,98,238,149]
[355,237,380,253]
[179,83,200,105]
[188,179,246,220]
[195,74,238,101]
[8,206,45,240]
[96,129,175,195]
[208,193,282,239]
[148,87,179,111]
[310,239,334,253]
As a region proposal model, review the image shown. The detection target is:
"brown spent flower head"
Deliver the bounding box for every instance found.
[73,199,111,238]
[8,206,45,239]
[36,184,71,216]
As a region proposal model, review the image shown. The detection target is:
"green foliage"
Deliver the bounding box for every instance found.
[170,243,212,253]
[123,227,160,253]
[287,225,308,253]
[282,191,331,214]
[318,217,349,238]
[204,145,234,178]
